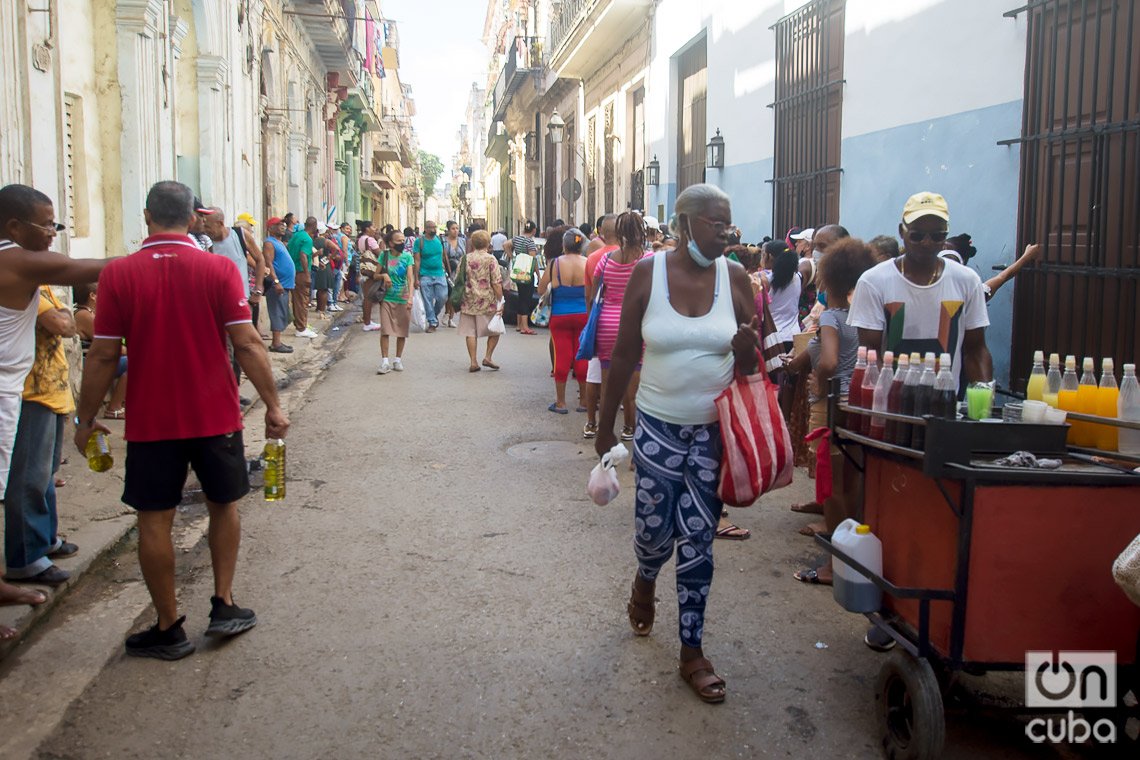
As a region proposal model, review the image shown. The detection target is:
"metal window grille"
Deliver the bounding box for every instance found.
[1008,0,1140,387]
[631,87,646,211]
[770,0,845,236]
[587,115,597,223]
[676,37,707,195]
[604,102,615,213]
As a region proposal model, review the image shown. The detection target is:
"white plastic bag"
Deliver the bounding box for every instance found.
[411,291,427,332]
[487,313,506,335]
[587,443,630,506]
[1114,532,1140,607]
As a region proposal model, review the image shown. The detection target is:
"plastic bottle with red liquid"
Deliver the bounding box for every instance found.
[859,350,880,436]
[870,351,895,441]
[897,352,922,446]
[930,352,958,419]
[847,346,868,434]
[910,352,937,450]
[884,353,909,444]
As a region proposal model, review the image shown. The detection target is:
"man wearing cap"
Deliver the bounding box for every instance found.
[262,217,294,354]
[233,213,268,336]
[190,198,214,251]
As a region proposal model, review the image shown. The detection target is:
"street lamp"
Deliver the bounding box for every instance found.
[706,128,725,169]
[547,109,566,145]
[646,155,660,187]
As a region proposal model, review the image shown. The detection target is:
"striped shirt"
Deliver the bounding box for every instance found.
[594,252,647,362]
[512,235,537,256]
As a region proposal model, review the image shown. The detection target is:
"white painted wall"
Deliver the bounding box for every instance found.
[842,0,1027,139]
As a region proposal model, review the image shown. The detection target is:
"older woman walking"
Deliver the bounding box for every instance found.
[596,184,760,704]
[458,230,504,372]
[377,228,415,374]
[538,227,588,413]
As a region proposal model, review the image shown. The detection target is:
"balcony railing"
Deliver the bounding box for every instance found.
[550,0,590,56]
[490,36,543,122]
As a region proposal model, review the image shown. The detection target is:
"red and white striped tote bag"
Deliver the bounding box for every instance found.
[715,365,794,507]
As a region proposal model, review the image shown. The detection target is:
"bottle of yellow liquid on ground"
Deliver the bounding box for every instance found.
[1057,355,1080,444]
[1043,353,1061,408]
[1095,358,1119,451]
[263,439,286,501]
[1074,357,1099,447]
[85,432,113,472]
[1026,350,1046,401]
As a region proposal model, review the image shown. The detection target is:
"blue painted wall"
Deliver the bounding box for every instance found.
[839,99,1024,385]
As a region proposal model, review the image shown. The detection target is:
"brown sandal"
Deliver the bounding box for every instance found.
[627,580,654,636]
[680,656,726,704]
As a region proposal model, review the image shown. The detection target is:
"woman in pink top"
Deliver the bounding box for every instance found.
[589,211,648,441]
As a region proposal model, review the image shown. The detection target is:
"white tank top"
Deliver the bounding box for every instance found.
[637,253,737,425]
[768,270,802,343]
[0,240,42,395]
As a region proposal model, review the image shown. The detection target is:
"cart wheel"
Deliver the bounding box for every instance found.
[875,650,946,760]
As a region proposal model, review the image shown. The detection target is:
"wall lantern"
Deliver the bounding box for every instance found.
[547,109,566,145]
[646,155,660,187]
[706,128,725,169]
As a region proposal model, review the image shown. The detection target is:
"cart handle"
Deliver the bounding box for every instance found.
[814,535,956,602]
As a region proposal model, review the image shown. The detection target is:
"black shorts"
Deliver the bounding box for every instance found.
[123,432,250,511]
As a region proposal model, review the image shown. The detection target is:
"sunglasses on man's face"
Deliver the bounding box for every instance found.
[905,229,948,244]
[20,219,65,234]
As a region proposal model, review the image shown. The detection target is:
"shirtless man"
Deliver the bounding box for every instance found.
[0,184,110,637]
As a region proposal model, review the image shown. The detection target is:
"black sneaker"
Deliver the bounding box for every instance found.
[205,596,257,638]
[125,616,196,660]
[48,540,79,559]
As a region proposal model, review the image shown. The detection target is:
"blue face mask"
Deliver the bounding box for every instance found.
[818,290,828,307]
[686,220,716,268]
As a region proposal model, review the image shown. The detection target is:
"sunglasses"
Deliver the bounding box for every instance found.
[905,229,949,244]
[19,219,65,233]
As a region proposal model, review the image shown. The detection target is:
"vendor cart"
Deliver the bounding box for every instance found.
[818,385,1140,759]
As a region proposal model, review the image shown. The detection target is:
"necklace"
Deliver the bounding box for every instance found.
[899,256,942,286]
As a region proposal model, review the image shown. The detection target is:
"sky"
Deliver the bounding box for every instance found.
[381,0,489,186]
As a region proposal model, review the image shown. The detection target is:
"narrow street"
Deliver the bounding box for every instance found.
[2,326,1054,759]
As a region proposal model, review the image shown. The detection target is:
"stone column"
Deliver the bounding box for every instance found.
[287,132,306,217]
[196,54,229,206]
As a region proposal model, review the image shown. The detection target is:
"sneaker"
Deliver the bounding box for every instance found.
[362,323,382,332]
[268,344,294,354]
[864,626,896,652]
[392,358,404,372]
[377,359,391,375]
[426,324,437,333]
[47,540,79,559]
[205,596,257,638]
[296,328,319,338]
[4,565,70,586]
[583,422,598,439]
[621,425,635,441]
[125,616,196,660]
[329,304,343,312]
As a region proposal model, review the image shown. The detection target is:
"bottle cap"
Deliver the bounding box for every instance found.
[924,352,936,367]
[855,524,871,535]
[1125,363,1136,373]
[910,352,921,364]
[940,352,952,368]
[1033,350,1044,363]
[1065,355,1076,370]
[883,351,894,365]
[1083,357,1094,371]
[1049,352,1060,366]
[897,354,909,366]
[857,345,867,359]
[867,349,878,362]
[1102,358,1114,371]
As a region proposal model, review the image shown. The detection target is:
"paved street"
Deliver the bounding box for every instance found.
[4,326,1056,759]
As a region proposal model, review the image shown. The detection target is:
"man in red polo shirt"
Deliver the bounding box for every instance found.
[74,181,289,660]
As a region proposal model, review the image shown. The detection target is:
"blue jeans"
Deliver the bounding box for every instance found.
[632,410,722,649]
[4,401,64,576]
[420,275,448,327]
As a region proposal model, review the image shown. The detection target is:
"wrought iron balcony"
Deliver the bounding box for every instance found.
[548,0,653,77]
[550,0,590,56]
[490,36,543,123]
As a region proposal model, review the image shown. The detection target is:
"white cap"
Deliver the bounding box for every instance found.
[643,216,660,229]
[1033,350,1044,363]
[1083,357,1095,371]
[790,227,815,242]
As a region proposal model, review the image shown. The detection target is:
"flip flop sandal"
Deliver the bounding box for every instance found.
[627,581,654,636]
[548,403,569,414]
[469,366,482,373]
[679,657,726,704]
[715,524,751,541]
[790,502,824,515]
[575,406,587,413]
[482,360,500,370]
[103,409,125,420]
[797,522,826,537]
[793,568,832,586]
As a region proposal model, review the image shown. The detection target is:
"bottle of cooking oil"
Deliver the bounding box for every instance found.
[85,432,113,472]
[263,439,286,501]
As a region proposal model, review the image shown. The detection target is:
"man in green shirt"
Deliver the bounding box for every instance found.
[287,217,318,338]
[413,220,448,332]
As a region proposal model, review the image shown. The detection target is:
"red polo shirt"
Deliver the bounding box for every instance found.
[94,233,252,442]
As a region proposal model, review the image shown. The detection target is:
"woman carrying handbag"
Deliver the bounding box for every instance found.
[595,183,787,705]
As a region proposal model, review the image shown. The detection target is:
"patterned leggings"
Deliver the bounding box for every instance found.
[632,409,722,649]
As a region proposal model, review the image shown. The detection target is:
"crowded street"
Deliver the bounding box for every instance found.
[2,0,1139,759]
[0,325,1054,759]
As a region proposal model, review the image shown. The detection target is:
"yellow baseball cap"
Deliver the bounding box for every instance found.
[902,192,949,225]
[237,212,257,227]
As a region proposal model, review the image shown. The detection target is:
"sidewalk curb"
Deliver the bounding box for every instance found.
[0,307,360,662]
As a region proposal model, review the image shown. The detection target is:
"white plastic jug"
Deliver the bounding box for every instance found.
[832,519,883,613]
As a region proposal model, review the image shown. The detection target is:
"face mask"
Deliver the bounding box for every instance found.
[685,220,715,268]
[818,290,828,308]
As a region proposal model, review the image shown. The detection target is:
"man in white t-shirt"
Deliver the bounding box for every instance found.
[848,192,992,391]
